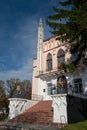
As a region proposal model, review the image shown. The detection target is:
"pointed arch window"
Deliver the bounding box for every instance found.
[47,53,52,71]
[57,49,65,66]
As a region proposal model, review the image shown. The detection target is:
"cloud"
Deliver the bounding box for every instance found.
[12,16,38,55]
[0,58,33,81]
[0,1,53,82]
[0,15,50,81]
[0,15,39,82]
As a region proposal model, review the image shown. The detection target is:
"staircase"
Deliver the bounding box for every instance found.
[8,100,54,126]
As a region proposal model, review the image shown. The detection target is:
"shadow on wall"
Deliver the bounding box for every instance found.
[67,95,87,124]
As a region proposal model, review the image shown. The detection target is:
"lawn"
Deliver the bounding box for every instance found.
[62,120,87,130]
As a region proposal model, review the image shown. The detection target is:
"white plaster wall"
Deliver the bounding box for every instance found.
[52,94,67,124]
[37,78,57,100]
[42,78,57,100]
[32,59,38,99]
[37,69,87,99]
[8,98,38,119]
[42,80,48,99]
[37,78,46,99]
[44,96,52,100]
[52,79,57,85]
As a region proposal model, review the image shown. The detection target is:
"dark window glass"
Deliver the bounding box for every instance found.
[73,78,82,93]
[47,83,52,95]
[57,49,65,66]
[47,53,52,71]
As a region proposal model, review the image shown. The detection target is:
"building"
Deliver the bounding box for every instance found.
[8,18,87,125]
[32,18,87,123]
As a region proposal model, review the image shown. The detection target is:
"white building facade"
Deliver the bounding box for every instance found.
[8,18,87,124]
[32,18,87,124]
[32,18,87,99]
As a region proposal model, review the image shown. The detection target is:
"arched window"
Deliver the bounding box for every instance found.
[47,53,52,71]
[57,49,65,66]
[57,75,67,94]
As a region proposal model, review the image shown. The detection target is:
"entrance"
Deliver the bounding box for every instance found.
[57,75,67,94]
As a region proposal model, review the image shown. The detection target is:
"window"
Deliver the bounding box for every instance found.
[73,78,82,93]
[47,53,52,71]
[47,83,52,95]
[57,49,65,66]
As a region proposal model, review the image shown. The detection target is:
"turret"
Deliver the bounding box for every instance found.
[37,18,44,73]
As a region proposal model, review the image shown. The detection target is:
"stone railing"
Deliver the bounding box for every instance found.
[8,98,39,119]
[32,94,43,101]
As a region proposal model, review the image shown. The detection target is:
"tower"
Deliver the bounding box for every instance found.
[37,18,44,73]
[32,18,44,99]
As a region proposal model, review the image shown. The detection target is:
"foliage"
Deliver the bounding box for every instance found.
[0,97,9,112]
[0,80,9,118]
[6,78,17,98]
[0,113,8,121]
[47,0,87,67]
[0,78,32,121]
[6,78,32,99]
[61,120,87,130]
[0,80,6,98]
[21,80,32,99]
[62,63,76,73]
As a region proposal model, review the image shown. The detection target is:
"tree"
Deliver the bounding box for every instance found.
[0,80,6,99]
[6,78,32,99]
[47,0,87,67]
[6,78,18,98]
[0,80,9,114]
[21,80,32,99]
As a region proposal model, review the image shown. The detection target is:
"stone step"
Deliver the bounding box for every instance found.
[8,101,55,126]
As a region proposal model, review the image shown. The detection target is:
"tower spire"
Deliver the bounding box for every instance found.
[39,17,43,27]
[37,18,44,73]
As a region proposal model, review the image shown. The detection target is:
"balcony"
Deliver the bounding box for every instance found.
[50,87,67,95]
[35,67,65,80]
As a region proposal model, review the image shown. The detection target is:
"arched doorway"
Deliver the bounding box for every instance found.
[57,75,67,94]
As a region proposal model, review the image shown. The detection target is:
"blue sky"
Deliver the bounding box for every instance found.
[0,0,58,82]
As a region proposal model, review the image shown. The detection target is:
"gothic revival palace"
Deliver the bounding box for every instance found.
[32,18,87,123]
[8,18,87,125]
[32,18,87,99]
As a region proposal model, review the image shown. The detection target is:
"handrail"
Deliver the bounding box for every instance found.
[32,94,43,101]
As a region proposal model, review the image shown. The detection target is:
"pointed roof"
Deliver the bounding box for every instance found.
[39,17,43,27]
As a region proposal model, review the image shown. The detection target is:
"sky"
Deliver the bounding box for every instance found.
[0,0,58,82]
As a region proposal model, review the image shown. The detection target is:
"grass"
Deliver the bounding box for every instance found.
[62,120,87,130]
[0,113,8,121]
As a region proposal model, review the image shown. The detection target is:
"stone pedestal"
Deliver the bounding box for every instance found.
[52,94,67,124]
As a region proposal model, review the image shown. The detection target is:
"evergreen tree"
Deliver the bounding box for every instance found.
[47,0,87,66]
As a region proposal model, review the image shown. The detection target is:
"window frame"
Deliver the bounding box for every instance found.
[46,53,53,71]
[73,78,83,93]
